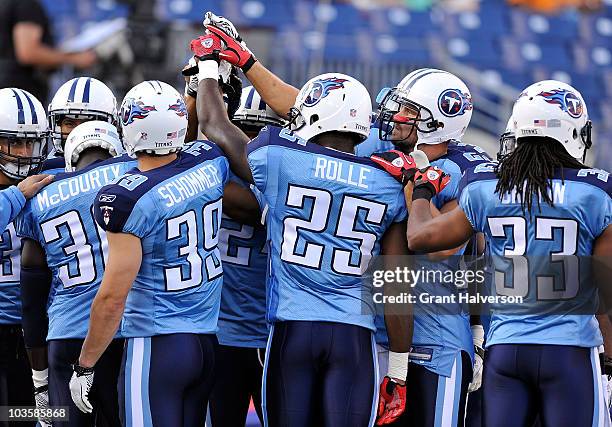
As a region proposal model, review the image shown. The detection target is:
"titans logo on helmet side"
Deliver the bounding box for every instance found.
[438,89,473,117]
[120,99,157,126]
[303,77,349,107]
[538,89,583,118]
[168,99,188,117]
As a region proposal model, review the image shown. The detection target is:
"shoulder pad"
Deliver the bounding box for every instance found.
[564,168,612,197]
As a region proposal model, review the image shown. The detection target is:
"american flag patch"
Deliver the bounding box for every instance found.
[94,128,107,134]
[534,119,546,127]
[167,131,177,139]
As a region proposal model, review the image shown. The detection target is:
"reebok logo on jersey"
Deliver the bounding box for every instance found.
[427,170,440,180]
[99,194,116,203]
[100,206,114,225]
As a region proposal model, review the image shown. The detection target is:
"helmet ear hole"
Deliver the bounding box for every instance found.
[573,129,578,140]
[310,114,319,125]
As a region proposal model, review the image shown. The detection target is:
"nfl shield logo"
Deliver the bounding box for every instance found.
[100,206,114,225]
[350,109,357,117]
[202,37,214,49]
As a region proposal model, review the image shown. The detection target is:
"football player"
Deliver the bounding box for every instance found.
[42,77,118,174]
[192,32,412,426]
[209,86,285,426]
[203,14,490,425]
[367,70,490,426]
[69,80,258,426]
[17,120,128,427]
[208,31,490,420]
[0,88,52,427]
[404,80,611,427]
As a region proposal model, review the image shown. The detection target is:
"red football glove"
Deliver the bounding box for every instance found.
[376,376,407,425]
[190,33,224,62]
[412,166,451,200]
[371,150,418,186]
[204,24,257,72]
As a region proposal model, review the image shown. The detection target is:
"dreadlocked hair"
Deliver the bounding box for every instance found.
[495,137,587,213]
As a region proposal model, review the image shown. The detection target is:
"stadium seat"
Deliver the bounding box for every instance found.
[442,36,501,68]
[156,0,221,22]
[509,8,579,42]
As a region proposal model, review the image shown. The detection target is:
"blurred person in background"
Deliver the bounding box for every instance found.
[508,0,602,13]
[0,0,97,103]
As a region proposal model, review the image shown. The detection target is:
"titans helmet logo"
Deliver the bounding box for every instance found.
[438,89,473,117]
[121,98,157,126]
[303,77,349,107]
[538,89,583,118]
[168,99,187,117]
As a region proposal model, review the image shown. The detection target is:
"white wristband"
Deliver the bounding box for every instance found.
[197,60,219,82]
[32,368,48,388]
[387,351,409,381]
[471,324,485,347]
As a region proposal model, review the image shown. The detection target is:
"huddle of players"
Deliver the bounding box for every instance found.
[0,10,609,427]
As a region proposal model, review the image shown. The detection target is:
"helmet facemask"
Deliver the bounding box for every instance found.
[286,106,308,134]
[497,131,516,161]
[579,120,593,162]
[49,109,117,154]
[377,88,443,151]
[0,132,48,180]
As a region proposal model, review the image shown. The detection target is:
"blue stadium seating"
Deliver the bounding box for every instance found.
[39,0,612,169]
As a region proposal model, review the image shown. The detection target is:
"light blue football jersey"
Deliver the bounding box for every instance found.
[459,164,612,348]
[354,127,394,157]
[407,143,491,376]
[0,219,23,324]
[40,156,67,175]
[371,143,492,376]
[15,155,136,339]
[94,140,229,338]
[247,126,407,332]
[216,176,268,348]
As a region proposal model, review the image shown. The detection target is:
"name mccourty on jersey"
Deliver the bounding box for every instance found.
[37,164,124,210]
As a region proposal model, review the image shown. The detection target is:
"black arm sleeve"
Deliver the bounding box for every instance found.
[20,265,50,348]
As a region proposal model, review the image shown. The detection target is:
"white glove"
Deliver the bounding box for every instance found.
[69,364,94,413]
[601,351,612,409]
[602,374,612,408]
[32,369,52,427]
[203,11,241,40]
[184,57,199,98]
[468,325,485,392]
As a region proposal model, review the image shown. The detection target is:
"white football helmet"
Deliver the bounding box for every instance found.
[0,88,48,179]
[64,121,125,172]
[119,80,188,156]
[48,77,118,154]
[378,68,473,147]
[232,86,286,133]
[288,73,371,142]
[511,80,591,160]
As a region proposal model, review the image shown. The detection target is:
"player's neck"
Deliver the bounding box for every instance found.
[420,142,449,162]
[314,133,356,154]
[137,153,179,171]
[0,172,15,186]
